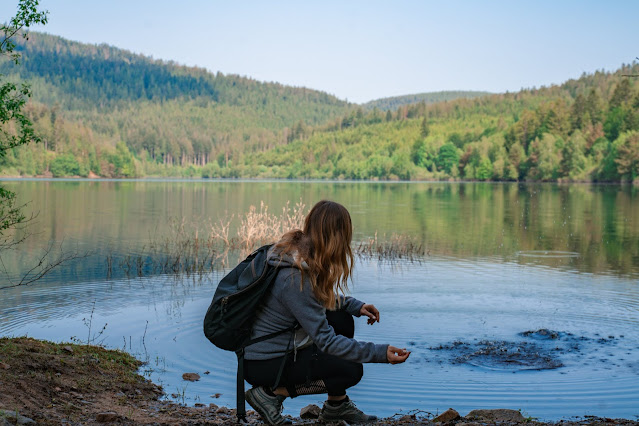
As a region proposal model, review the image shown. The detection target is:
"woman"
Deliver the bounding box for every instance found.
[244,200,410,425]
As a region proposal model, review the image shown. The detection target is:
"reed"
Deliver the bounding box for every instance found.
[107,201,425,279]
[354,232,425,262]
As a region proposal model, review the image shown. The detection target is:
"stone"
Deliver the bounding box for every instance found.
[62,345,74,353]
[466,409,525,422]
[399,414,417,422]
[96,411,122,422]
[434,408,461,423]
[216,406,230,415]
[300,404,321,419]
[182,372,200,381]
[0,410,35,425]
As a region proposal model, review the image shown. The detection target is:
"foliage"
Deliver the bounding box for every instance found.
[0,0,48,158]
[363,90,492,111]
[0,28,638,183]
[0,0,47,242]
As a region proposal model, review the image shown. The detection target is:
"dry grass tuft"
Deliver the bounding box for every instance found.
[107,200,425,279]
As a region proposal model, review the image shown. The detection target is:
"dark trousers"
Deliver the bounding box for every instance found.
[244,310,363,397]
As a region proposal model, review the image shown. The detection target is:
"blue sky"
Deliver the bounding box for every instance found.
[2,0,638,103]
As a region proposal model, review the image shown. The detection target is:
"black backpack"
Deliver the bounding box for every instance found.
[203,244,297,421]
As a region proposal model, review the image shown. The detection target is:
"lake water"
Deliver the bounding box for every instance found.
[1,179,638,421]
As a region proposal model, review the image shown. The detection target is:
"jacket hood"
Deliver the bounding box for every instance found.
[267,245,310,270]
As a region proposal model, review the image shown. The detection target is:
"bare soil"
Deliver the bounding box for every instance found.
[0,337,637,425]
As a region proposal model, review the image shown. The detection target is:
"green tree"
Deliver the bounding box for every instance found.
[1,0,48,247]
[436,143,459,174]
[108,142,138,178]
[476,157,493,181]
[420,117,430,138]
[50,153,83,177]
[560,130,587,179]
[614,131,639,180]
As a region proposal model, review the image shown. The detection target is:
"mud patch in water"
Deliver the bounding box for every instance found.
[426,329,624,372]
[431,339,564,371]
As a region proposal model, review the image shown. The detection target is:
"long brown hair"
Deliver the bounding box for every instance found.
[274,200,354,310]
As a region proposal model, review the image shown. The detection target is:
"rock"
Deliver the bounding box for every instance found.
[96,411,122,422]
[216,406,230,415]
[434,408,461,423]
[194,403,205,408]
[399,414,417,422]
[62,345,74,353]
[466,409,524,422]
[209,403,219,410]
[182,372,200,381]
[300,404,321,419]
[0,410,36,425]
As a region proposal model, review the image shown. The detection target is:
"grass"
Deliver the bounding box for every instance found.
[105,200,426,279]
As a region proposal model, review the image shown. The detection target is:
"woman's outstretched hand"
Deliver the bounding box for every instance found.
[359,304,380,325]
[387,346,410,364]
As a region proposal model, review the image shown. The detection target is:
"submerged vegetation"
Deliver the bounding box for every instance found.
[106,201,425,279]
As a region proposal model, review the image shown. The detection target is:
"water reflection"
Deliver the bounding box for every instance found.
[1,180,638,284]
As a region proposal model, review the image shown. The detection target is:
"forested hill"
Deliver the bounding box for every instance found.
[363,91,492,111]
[0,32,352,174]
[4,32,348,113]
[1,31,638,182]
[249,64,639,182]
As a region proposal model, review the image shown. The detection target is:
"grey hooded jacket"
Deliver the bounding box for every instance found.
[244,247,389,363]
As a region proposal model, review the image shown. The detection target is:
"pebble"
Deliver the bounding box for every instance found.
[466,408,524,422]
[182,372,200,381]
[0,410,36,425]
[434,408,461,423]
[95,412,122,423]
[300,404,321,419]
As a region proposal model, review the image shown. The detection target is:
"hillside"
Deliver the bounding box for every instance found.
[246,64,639,182]
[363,91,492,111]
[0,31,638,182]
[0,32,352,176]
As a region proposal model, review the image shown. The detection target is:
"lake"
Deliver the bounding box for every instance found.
[0,179,638,421]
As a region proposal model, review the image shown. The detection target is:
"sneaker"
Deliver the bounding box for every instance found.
[245,386,292,425]
[318,399,377,424]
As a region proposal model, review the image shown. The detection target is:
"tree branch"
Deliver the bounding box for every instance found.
[0,240,92,290]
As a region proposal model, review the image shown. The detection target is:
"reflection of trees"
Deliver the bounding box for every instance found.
[407,183,638,276]
[2,181,637,281]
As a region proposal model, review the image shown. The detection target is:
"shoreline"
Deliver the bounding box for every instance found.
[1,175,638,186]
[1,337,637,425]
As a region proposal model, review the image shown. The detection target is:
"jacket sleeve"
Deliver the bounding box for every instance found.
[337,294,365,317]
[278,272,388,363]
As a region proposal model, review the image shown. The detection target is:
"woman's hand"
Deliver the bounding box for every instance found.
[359,304,380,325]
[387,346,410,364]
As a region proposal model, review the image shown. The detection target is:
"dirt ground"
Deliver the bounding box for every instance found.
[0,337,637,425]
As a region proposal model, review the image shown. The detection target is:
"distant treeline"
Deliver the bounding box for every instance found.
[362,91,492,112]
[0,32,637,182]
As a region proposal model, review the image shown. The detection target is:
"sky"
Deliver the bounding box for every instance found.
[2,0,638,103]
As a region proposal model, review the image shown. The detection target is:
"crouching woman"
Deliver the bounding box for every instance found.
[244,200,410,425]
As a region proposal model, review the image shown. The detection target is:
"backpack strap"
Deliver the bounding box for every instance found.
[235,322,299,423]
